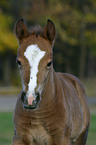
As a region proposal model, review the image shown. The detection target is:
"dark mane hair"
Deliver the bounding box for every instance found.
[30,25,43,37]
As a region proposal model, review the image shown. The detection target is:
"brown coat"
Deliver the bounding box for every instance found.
[12,19,90,145]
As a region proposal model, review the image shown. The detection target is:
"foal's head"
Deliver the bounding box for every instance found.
[15,19,56,109]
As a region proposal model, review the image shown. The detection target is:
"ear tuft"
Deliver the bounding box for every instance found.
[43,19,56,43]
[15,18,29,43]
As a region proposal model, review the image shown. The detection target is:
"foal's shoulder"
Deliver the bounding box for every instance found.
[56,72,85,91]
[56,72,79,82]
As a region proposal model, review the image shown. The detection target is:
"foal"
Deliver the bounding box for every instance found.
[12,19,90,145]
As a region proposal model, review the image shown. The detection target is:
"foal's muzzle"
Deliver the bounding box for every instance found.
[21,92,40,109]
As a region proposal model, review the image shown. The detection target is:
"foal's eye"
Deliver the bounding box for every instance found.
[47,61,52,68]
[17,59,21,68]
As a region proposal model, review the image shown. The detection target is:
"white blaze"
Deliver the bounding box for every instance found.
[24,44,45,98]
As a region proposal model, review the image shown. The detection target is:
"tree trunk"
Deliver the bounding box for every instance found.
[87,53,95,77]
[79,22,87,78]
[3,55,11,85]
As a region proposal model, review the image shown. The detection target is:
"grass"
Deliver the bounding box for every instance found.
[82,77,96,97]
[87,114,96,145]
[0,112,95,145]
[0,112,14,145]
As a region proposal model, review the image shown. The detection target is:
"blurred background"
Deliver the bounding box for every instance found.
[0,0,96,145]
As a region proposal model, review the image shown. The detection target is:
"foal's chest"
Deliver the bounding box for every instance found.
[28,125,53,145]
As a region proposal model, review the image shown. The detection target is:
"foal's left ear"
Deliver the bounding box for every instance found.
[15,18,29,43]
[43,19,56,44]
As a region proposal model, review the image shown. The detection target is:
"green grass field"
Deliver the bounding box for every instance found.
[0,112,95,145]
[0,112,13,145]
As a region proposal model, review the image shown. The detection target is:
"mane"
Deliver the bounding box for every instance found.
[30,25,44,37]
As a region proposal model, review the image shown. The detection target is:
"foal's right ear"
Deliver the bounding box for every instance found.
[15,18,29,43]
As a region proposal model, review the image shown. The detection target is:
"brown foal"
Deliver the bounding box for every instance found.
[12,19,90,145]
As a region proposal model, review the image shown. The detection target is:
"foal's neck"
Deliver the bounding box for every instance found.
[41,67,55,105]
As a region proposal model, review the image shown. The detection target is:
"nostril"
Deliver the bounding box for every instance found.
[36,92,39,97]
[36,92,40,103]
[21,92,26,102]
[21,91,41,109]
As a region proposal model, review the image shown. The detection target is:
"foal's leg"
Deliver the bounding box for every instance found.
[60,137,71,145]
[12,136,23,145]
[12,135,36,145]
[72,125,89,145]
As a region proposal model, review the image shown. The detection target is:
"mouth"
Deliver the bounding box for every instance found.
[21,92,40,110]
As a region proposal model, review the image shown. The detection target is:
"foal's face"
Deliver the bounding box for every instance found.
[15,19,56,109]
[17,36,52,109]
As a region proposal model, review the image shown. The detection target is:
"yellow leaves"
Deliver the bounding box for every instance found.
[56,3,63,12]
[85,13,96,23]
[0,12,18,53]
[55,19,78,46]
[58,27,78,46]
[85,31,96,43]
[0,31,18,53]
[52,3,63,14]
[85,30,96,56]
[0,11,12,29]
